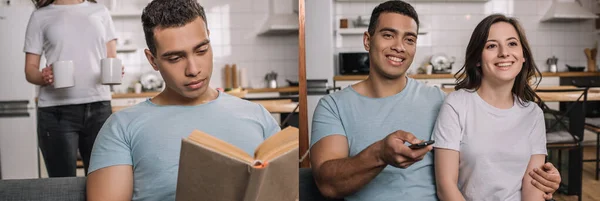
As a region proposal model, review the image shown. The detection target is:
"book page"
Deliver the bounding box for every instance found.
[187,130,254,164]
[254,127,299,163]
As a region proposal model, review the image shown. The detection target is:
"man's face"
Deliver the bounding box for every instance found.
[144,17,213,99]
[364,12,418,79]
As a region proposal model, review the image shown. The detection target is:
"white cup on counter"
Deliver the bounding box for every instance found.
[134,83,142,94]
[52,60,75,88]
[101,58,122,85]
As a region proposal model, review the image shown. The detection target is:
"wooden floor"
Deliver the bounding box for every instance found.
[554,146,600,201]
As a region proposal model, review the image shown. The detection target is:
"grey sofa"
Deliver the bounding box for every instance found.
[0,177,86,201]
[299,168,344,201]
[0,169,337,201]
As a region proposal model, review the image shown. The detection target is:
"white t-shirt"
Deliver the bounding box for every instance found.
[433,89,547,201]
[24,1,117,107]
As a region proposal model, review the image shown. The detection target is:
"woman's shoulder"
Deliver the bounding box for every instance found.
[85,2,111,16]
[516,97,544,115]
[445,89,476,103]
[87,2,110,10]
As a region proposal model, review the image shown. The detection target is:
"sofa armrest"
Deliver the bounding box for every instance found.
[0,177,86,201]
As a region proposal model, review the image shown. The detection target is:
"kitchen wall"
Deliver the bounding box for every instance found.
[334,0,599,74]
[104,0,299,92]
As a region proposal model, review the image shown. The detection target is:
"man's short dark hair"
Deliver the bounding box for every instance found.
[141,0,208,55]
[367,0,419,36]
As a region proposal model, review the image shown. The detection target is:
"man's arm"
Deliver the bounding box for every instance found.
[529,162,561,200]
[527,109,561,200]
[522,155,546,201]
[87,165,134,201]
[310,135,385,199]
[310,131,431,199]
[434,148,466,201]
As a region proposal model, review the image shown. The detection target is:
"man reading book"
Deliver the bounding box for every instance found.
[86,1,281,200]
[309,1,562,201]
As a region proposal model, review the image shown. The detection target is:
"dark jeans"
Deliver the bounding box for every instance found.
[37,101,112,177]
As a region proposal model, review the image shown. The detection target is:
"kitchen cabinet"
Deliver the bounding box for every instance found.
[110,11,140,18]
[333,72,600,88]
[0,5,39,180]
[103,0,143,18]
[336,27,429,36]
[109,92,299,127]
[335,0,488,1]
[332,73,590,109]
[111,97,147,106]
[334,78,457,90]
[110,87,300,113]
[560,75,600,117]
[334,23,431,48]
[111,97,148,112]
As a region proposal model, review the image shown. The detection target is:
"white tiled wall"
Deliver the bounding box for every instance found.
[98,0,298,91]
[334,0,599,75]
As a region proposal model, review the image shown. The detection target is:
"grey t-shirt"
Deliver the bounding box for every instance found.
[433,89,547,201]
[89,91,281,201]
[311,78,446,201]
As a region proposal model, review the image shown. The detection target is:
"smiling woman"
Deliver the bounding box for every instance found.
[433,14,556,201]
[454,14,541,106]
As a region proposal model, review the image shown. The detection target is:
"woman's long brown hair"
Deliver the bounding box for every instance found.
[31,0,97,9]
[454,14,541,106]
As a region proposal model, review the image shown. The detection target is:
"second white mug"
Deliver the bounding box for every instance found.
[101,58,122,85]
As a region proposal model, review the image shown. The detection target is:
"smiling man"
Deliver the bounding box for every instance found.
[85,0,280,200]
[309,1,561,201]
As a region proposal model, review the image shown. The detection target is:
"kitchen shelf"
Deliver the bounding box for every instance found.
[336,0,488,1]
[110,11,141,18]
[112,98,298,113]
[246,87,299,93]
[540,72,600,77]
[334,74,454,81]
[336,27,428,35]
[334,72,600,81]
[111,87,300,99]
[112,92,159,99]
[337,28,367,35]
[116,45,138,53]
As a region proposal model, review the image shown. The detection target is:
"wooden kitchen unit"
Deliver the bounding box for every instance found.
[110,87,300,113]
[333,72,600,90]
[246,86,299,93]
[536,86,600,102]
[334,72,600,81]
[440,86,600,101]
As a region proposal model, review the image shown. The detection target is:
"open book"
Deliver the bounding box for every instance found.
[175,127,299,201]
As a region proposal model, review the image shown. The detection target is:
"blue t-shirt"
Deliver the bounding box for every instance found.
[88,91,281,201]
[311,78,446,201]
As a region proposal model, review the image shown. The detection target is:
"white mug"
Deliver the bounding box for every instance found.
[52,60,75,88]
[101,58,122,85]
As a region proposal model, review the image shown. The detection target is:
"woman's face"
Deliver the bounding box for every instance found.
[480,22,525,84]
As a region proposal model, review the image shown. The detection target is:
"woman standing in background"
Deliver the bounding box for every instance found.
[23,0,118,177]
